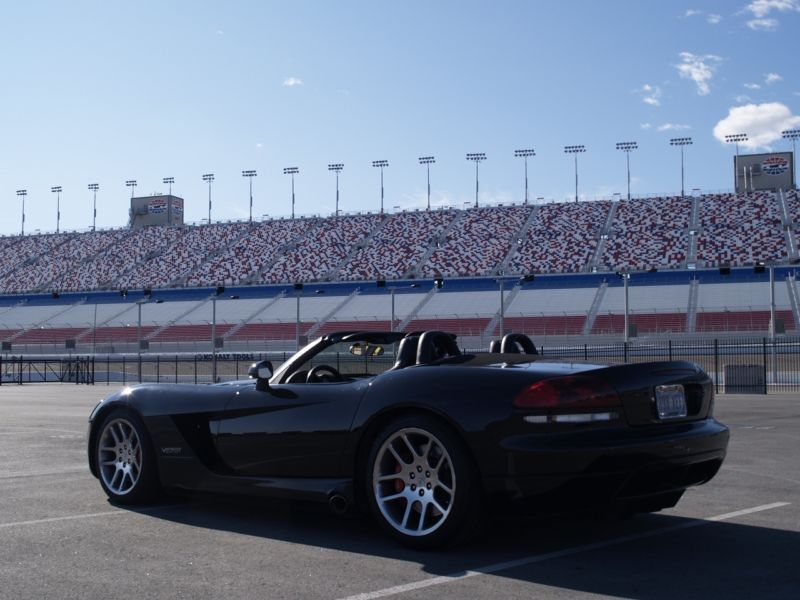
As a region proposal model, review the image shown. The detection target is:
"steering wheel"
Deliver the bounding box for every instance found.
[306,364,343,383]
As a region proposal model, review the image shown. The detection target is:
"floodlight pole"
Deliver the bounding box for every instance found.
[466,153,486,208]
[284,168,299,219]
[725,134,748,190]
[372,160,389,214]
[203,174,214,224]
[126,180,137,200]
[242,170,257,223]
[16,190,27,235]
[782,130,800,189]
[564,146,586,202]
[51,186,62,233]
[88,184,99,231]
[670,138,693,197]
[515,149,535,204]
[163,176,174,196]
[615,142,638,201]
[328,164,343,216]
[419,156,435,210]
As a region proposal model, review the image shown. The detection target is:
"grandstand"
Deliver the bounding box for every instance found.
[1,190,798,353]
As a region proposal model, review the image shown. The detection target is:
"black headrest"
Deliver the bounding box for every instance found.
[500,333,537,355]
[416,331,461,364]
[392,335,419,370]
[489,339,501,353]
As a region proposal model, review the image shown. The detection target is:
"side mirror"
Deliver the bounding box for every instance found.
[248,360,273,391]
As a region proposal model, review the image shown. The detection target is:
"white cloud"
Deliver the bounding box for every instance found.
[747,18,780,29]
[765,72,783,84]
[675,52,722,95]
[640,84,662,106]
[684,9,702,17]
[256,143,263,149]
[640,123,652,130]
[282,77,303,87]
[216,30,224,36]
[657,123,692,132]
[735,94,753,103]
[713,102,800,149]
[744,83,761,90]
[745,0,800,18]
[707,13,722,23]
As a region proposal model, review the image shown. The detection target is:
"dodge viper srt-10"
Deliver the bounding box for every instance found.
[88,330,729,548]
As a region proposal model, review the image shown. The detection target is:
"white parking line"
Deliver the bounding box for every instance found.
[337,502,790,600]
[0,466,88,480]
[0,503,192,531]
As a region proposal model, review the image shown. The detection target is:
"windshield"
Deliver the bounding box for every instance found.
[277,336,399,383]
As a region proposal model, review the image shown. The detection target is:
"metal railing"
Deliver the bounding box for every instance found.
[3,337,800,394]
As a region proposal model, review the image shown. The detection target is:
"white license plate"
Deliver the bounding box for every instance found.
[655,385,687,419]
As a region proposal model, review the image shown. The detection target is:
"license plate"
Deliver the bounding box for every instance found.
[655,385,687,419]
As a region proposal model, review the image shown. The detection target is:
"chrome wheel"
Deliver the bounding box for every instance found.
[372,427,455,537]
[97,418,142,496]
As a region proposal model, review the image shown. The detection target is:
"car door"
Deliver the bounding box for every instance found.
[213,378,371,478]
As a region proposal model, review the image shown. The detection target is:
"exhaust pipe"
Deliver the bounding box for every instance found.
[328,493,349,515]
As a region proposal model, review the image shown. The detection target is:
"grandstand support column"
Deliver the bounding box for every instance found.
[212,295,217,383]
[136,299,144,383]
[498,279,505,337]
[770,266,777,385]
[783,130,800,188]
[617,271,630,343]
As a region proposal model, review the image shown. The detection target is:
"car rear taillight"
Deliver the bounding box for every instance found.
[513,375,621,410]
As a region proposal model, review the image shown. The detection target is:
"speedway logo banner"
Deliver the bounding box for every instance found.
[762,156,789,176]
[172,198,184,216]
[148,197,167,214]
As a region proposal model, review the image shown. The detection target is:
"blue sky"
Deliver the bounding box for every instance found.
[1,0,799,236]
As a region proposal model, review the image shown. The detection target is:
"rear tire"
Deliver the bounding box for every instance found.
[95,409,160,504]
[365,415,481,549]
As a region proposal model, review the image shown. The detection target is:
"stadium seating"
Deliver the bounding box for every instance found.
[697,192,787,266]
[507,200,610,274]
[601,196,690,271]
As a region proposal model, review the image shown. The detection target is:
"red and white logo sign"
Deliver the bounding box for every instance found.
[762,156,789,176]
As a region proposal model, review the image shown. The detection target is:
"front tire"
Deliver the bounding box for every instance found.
[95,409,160,504]
[365,415,481,549]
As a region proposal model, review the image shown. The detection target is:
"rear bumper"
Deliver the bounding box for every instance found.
[483,418,729,507]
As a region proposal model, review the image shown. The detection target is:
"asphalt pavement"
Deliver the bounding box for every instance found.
[0,384,797,599]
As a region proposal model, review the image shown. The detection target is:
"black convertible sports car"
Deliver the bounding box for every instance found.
[88,330,729,548]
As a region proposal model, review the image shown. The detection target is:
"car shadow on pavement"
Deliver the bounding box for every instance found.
[122,494,799,599]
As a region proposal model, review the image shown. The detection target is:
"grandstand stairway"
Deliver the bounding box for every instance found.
[145,297,209,341]
[483,283,522,337]
[7,298,86,342]
[74,302,139,342]
[494,205,539,276]
[581,282,607,335]
[397,287,437,332]
[171,224,256,287]
[305,289,361,338]
[408,211,468,279]
[777,189,798,260]
[222,292,287,340]
[255,228,323,284]
[587,201,619,272]
[325,217,389,281]
[786,275,800,330]
[686,278,699,332]
[686,194,701,265]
